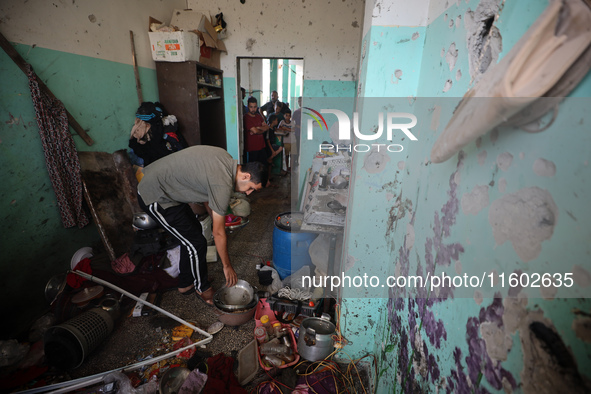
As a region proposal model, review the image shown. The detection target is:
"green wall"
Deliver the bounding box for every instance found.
[0,43,159,337]
[341,0,591,392]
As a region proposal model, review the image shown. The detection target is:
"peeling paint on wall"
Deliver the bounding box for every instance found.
[573,317,591,343]
[488,187,558,262]
[443,79,452,92]
[478,149,487,166]
[464,0,503,81]
[573,265,591,287]
[363,148,390,173]
[496,152,513,171]
[461,184,489,215]
[480,321,513,362]
[539,282,557,300]
[533,158,557,177]
[474,290,483,305]
[503,296,591,392]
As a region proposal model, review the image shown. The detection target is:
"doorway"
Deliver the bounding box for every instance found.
[236,57,304,165]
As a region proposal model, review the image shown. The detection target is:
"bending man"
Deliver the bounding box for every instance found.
[137,145,267,305]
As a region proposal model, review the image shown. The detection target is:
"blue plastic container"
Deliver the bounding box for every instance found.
[273,212,318,279]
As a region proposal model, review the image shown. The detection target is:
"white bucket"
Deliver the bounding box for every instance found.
[200,215,214,246]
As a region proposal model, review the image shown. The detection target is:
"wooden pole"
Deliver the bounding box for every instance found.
[130,30,143,105]
[0,31,94,146]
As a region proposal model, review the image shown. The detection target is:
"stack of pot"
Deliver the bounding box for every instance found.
[213,280,258,326]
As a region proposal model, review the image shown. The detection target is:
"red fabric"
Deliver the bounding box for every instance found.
[243,112,266,151]
[202,353,247,394]
[27,65,89,229]
[66,258,92,288]
[111,253,136,274]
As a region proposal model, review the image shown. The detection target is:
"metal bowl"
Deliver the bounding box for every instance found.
[159,367,191,394]
[45,273,67,304]
[213,279,255,311]
[214,298,258,326]
[132,212,159,230]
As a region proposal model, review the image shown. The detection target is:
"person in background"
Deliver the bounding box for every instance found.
[243,96,270,165]
[240,87,248,115]
[269,101,285,124]
[259,90,290,118]
[137,146,267,305]
[265,114,286,181]
[278,109,295,172]
[266,114,282,164]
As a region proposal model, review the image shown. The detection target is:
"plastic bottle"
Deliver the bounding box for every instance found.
[259,342,291,355]
[277,353,295,363]
[260,315,273,336]
[254,326,269,344]
[318,161,329,190]
[264,355,285,367]
[280,328,292,347]
[272,322,283,338]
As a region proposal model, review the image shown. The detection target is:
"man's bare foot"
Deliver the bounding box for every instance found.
[178,284,195,295]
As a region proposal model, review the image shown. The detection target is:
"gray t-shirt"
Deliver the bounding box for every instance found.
[138,145,237,216]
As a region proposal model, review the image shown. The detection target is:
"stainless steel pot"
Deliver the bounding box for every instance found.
[213,280,255,311]
[297,314,336,361]
[214,295,258,326]
[132,212,159,230]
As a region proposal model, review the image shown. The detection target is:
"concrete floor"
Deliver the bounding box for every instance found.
[9,168,372,392]
[67,172,293,386]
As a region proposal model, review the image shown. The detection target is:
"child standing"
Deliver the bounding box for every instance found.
[277,110,295,172]
[265,114,284,179]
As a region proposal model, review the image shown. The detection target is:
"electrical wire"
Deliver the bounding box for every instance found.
[250,300,373,393]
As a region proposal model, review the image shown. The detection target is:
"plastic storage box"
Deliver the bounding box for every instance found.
[254,298,300,370]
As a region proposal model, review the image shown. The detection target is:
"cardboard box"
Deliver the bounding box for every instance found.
[149,17,200,62]
[148,31,200,62]
[171,9,226,69]
[149,11,226,68]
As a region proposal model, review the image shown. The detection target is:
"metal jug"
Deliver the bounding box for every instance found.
[297,313,336,361]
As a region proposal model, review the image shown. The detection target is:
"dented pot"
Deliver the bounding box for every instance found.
[297,313,336,361]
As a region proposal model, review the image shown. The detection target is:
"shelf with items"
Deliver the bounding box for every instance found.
[197,68,222,89]
[155,60,226,149]
[198,81,222,89]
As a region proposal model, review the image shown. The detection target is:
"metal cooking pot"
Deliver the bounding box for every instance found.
[214,294,258,326]
[297,313,336,361]
[213,280,255,311]
[132,212,159,230]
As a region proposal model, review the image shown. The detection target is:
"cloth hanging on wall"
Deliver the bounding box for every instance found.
[27,65,89,228]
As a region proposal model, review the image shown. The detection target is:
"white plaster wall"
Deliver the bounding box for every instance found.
[198,0,364,80]
[240,58,263,98]
[426,0,463,24]
[363,0,431,35]
[361,0,463,35]
[0,0,364,82]
[0,0,186,69]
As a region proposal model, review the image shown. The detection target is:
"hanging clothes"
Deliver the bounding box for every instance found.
[27,65,89,228]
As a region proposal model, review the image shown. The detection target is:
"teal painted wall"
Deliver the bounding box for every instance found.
[223,77,240,160]
[0,43,159,337]
[341,0,591,392]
